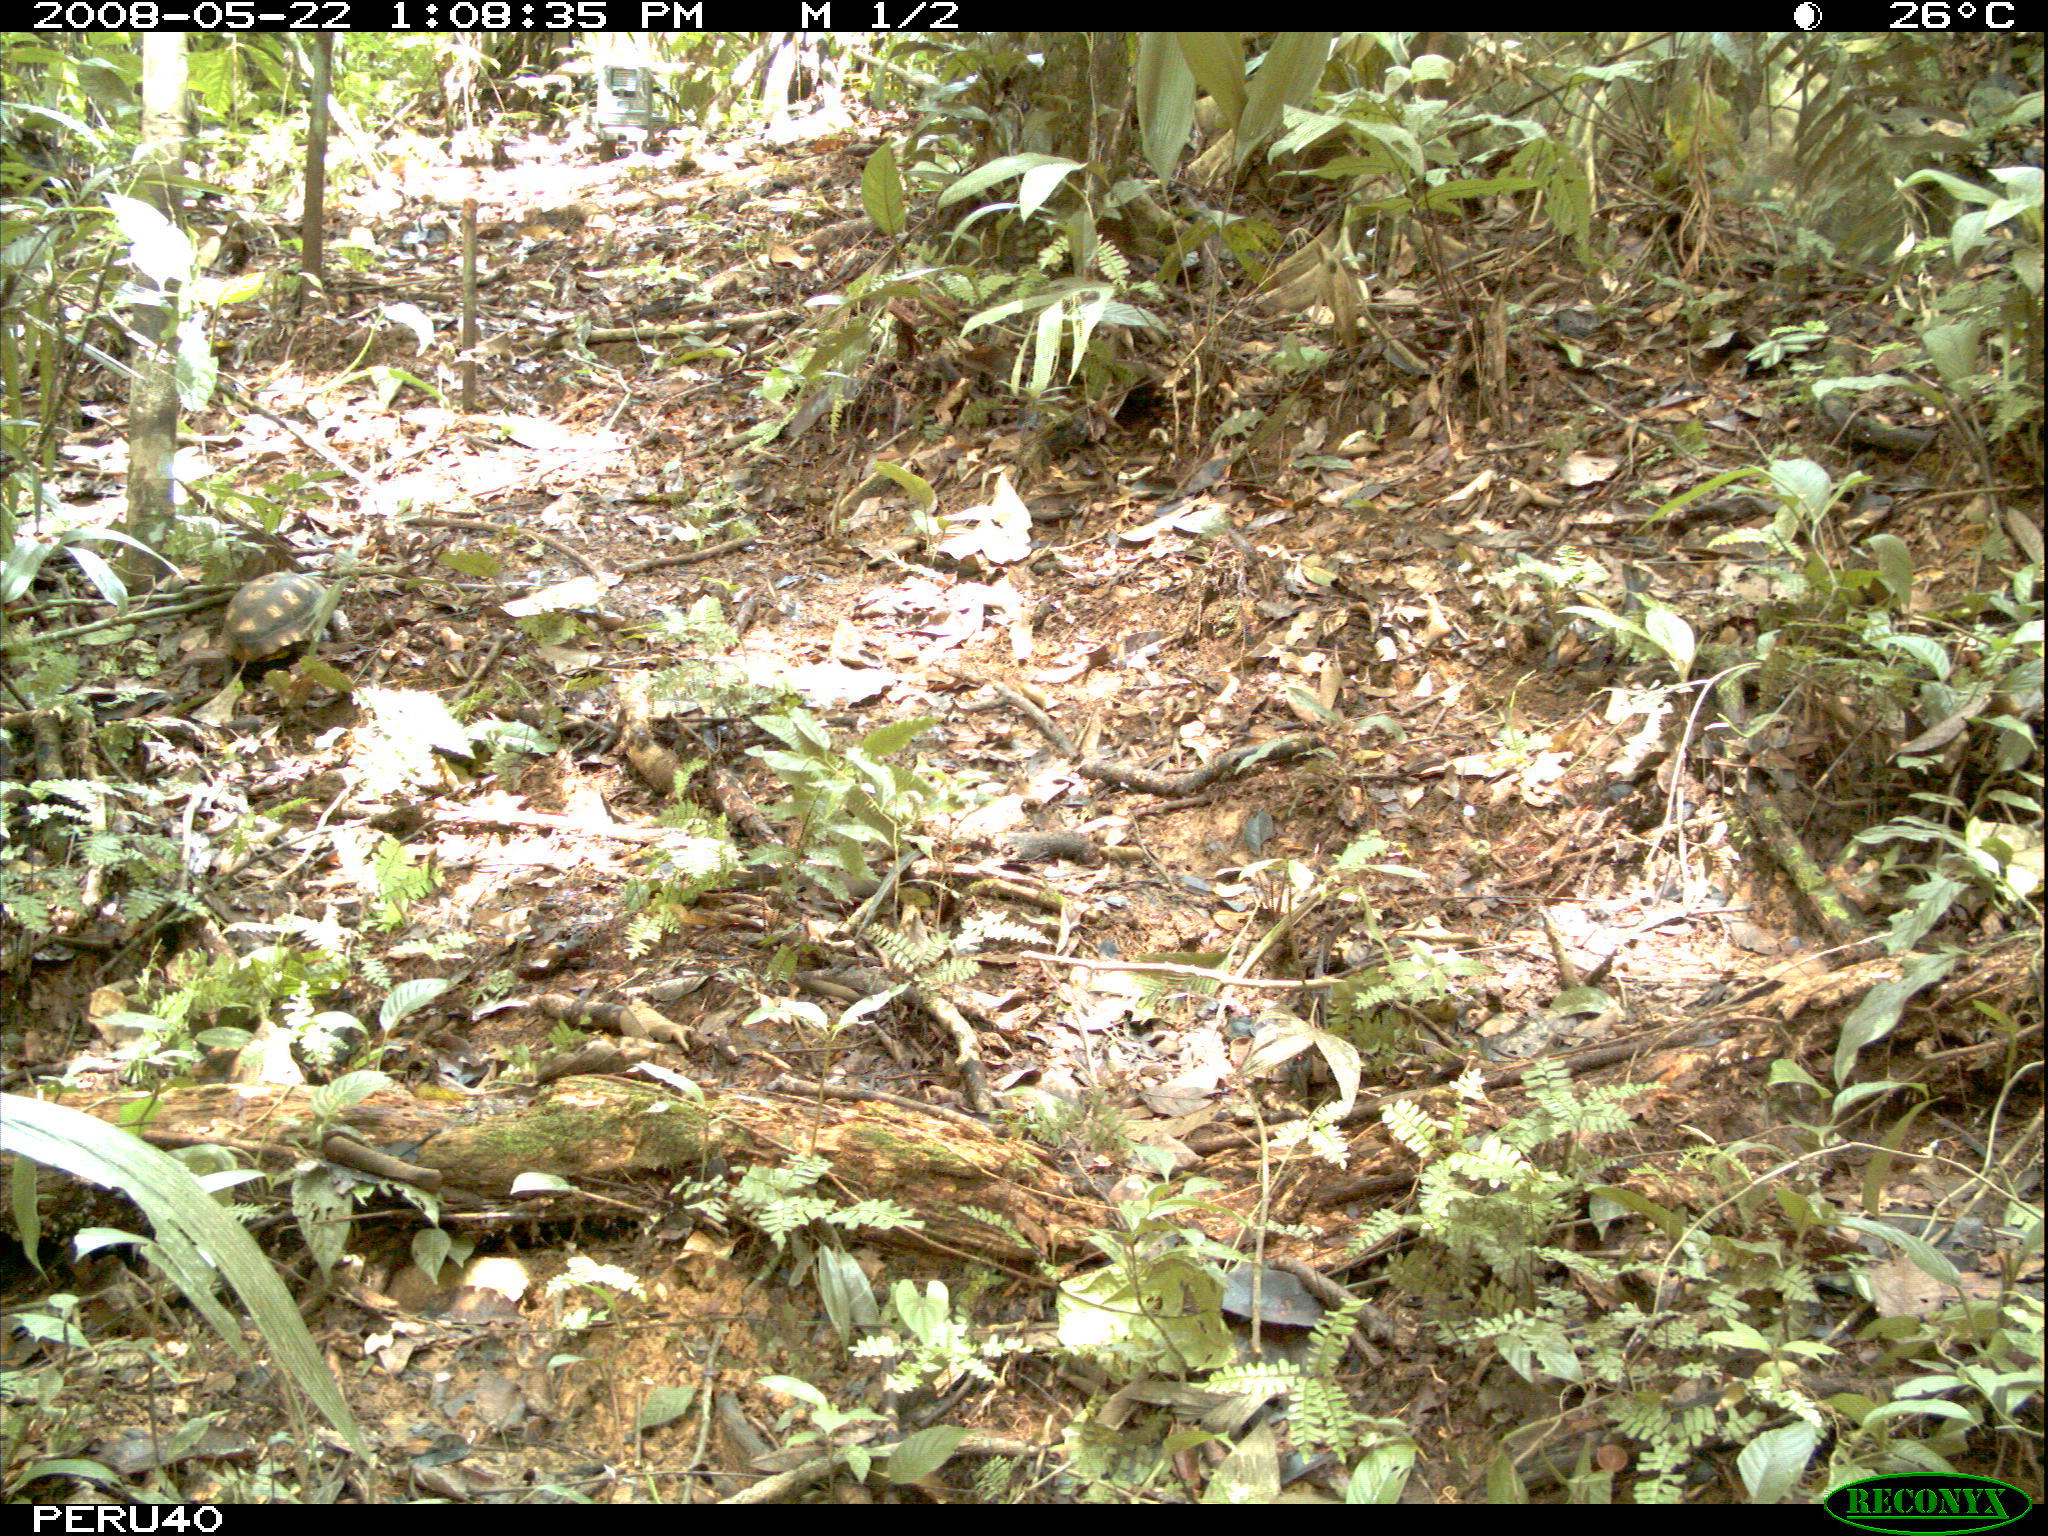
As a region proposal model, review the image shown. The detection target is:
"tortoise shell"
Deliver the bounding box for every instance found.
[224,572,326,665]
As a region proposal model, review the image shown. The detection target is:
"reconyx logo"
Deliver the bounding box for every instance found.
[1824,1475,2033,1534]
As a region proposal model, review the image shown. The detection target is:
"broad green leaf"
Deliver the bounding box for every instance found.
[1240,33,1332,159]
[1135,33,1198,181]
[1176,33,1245,124]
[0,1094,367,1457]
[862,140,905,235]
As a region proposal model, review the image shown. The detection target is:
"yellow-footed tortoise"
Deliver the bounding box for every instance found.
[223,572,328,667]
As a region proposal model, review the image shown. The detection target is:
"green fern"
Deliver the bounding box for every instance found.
[869,922,976,991]
[730,1158,923,1251]
[954,911,1046,949]
[621,827,744,957]
[1361,1063,1928,1499]
[369,835,436,930]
